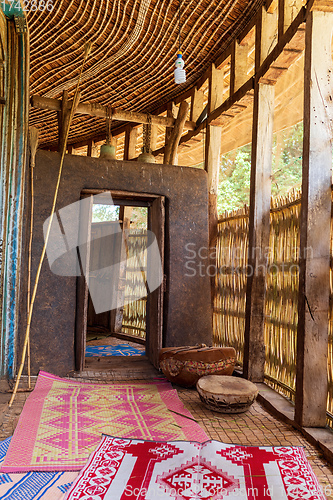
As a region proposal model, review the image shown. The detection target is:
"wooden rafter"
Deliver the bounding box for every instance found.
[30,95,196,131]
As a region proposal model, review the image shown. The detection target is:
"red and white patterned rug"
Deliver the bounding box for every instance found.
[64,435,326,499]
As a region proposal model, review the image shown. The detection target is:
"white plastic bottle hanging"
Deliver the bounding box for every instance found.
[174,50,186,84]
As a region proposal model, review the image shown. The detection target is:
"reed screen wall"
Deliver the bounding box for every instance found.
[122,231,147,339]
[213,191,333,425]
[263,193,300,401]
[213,207,249,365]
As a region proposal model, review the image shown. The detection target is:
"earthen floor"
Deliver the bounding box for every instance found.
[0,374,333,499]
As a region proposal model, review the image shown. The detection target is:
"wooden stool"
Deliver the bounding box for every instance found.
[196,375,258,413]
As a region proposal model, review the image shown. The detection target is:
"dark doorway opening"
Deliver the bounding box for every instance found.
[75,190,165,372]
[86,202,148,356]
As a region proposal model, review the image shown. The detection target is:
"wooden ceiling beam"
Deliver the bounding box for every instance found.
[30,95,196,131]
[309,0,333,10]
[258,6,306,84]
[208,78,254,126]
[266,0,278,14]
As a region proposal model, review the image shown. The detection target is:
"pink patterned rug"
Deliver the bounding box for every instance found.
[63,435,326,500]
[1,371,207,473]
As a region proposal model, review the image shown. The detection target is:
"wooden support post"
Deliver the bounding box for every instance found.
[243,82,275,382]
[261,5,278,63]
[164,101,189,165]
[205,64,223,247]
[231,40,248,94]
[205,126,221,248]
[204,65,224,308]
[113,206,132,333]
[190,87,205,124]
[279,0,303,38]
[87,139,94,157]
[278,0,285,40]
[164,102,177,147]
[150,124,158,152]
[124,126,138,160]
[295,9,333,428]
[209,64,224,111]
[243,8,275,381]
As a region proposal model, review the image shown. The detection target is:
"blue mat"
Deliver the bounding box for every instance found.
[0,437,78,499]
[85,343,145,357]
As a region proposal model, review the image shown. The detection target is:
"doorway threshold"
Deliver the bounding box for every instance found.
[72,355,163,382]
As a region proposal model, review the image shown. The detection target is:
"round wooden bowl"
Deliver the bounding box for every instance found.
[159,346,236,387]
[196,375,258,414]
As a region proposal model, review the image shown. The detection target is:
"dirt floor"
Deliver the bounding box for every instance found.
[1,345,333,499]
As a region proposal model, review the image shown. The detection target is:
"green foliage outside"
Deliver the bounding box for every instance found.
[218,145,252,213]
[271,122,303,197]
[218,122,303,214]
[92,204,120,222]
[130,207,147,229]
[92,203,147,230]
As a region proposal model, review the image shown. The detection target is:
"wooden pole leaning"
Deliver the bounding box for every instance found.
[27,127,40,390]
[164,101,190,164]
[8,42,92,408]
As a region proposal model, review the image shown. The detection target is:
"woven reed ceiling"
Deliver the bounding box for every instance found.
[28,0,264,149]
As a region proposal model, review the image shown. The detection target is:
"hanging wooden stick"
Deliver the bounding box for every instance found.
[8,42,92,408]
[164,101,189,164]
[27,127,39,390]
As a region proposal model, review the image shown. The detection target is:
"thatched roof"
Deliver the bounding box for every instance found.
[28,0,264,152]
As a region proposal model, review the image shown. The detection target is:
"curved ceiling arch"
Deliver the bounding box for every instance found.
[28,0,264,148]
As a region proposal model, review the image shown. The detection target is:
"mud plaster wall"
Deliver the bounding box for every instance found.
[18,150,213,376]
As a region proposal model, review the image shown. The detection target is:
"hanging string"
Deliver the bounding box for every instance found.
[178,0,181,51]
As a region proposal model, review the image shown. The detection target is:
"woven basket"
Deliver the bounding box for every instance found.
[159,345,236,387]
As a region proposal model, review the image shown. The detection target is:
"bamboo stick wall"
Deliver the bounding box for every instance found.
[264,192,300,401]
[122,231,147,340]
[213,206,249,365]
[213,193,300,398]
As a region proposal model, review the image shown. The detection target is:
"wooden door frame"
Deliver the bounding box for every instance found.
[75,194,93,371]
[146,195,165,368]
[75,189,165,371]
